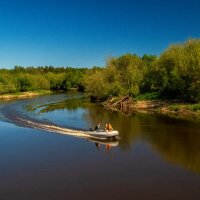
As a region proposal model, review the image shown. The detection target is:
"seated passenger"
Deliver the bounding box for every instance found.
[105,123,113,132]
[105,123,108,131]
[94,122,101,131]
[108,123,113,131]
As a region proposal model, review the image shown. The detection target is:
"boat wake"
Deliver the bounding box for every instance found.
[0,100,93,139]
[0,100,118,143]
[12,116,90,138]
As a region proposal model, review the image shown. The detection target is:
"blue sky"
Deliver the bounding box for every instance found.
[0,0,200,68]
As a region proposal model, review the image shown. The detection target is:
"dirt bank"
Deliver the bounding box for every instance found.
[101,97,200,120]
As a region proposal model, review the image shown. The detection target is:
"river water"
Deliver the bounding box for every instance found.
[0,92,200,200]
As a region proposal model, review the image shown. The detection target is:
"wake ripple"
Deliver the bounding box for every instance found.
[14,117,90,137]
[0,102,92,139]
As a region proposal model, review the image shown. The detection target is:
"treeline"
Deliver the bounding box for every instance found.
[1,39,200,102]
[84,39,200,102]
[0,66,93,94]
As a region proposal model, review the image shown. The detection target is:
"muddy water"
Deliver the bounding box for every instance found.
[0,93,200,200]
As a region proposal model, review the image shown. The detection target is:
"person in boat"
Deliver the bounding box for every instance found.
[105,123,113,132]
[108,123,113,131]
[94,122,101,131]
[105,124,108,131]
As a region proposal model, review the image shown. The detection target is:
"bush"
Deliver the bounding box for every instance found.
[134,92,160,100]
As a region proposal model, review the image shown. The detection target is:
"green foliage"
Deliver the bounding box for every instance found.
[1,38,200,103]
[0,82,4,94]
[0,67,87,94]
[84,70,108,98]
[134,92,160,100]
[157,39,200,102]
[168,103,200,112]
[84,38,200,103]
[84,54,152,100]
[17,75,32,92]
[0,71,18,93]
[62,71,83,90]
[141,54,158,92]
[109,54,144,96]
[168,104,181,111]
[186,104,200,111]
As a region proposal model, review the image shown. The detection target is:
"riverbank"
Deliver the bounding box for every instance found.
[0,90,51,101]
[101,97,200,120]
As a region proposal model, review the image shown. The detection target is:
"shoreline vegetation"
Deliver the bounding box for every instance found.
[0,38,200,120]
[101,96,200,120]
[84,39,200,120]
[0,90,51,100]
[1,90,199,120]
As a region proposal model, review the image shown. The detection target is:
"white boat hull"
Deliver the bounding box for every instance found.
[85,130,119,139]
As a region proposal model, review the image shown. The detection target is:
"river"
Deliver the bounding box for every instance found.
[0,92,200,200]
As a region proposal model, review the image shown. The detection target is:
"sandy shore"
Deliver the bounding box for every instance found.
[0,91,51,100]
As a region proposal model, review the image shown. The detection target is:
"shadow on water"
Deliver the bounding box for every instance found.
[1,93,200,174]
[27,94,200,174]
[140,115,200,174]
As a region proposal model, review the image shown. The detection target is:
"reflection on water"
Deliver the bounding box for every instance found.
[0,93,120,150]
[142,119,200,174]
[20,93,200,174]
[87,137,119,152]
[1,93,200,200]
[1,93,200,174]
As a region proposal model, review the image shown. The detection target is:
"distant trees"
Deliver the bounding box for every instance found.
[1,39,200,102]
[84,69,108,99]
[0,67,89,94]
[84,54,151,99]
[84,39,200,102]
[0,70,18,93]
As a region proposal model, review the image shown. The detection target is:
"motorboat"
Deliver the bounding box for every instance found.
[85,129,119,140]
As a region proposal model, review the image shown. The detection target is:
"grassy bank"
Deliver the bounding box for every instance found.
[101,94,200,120]
[0,90,51,100]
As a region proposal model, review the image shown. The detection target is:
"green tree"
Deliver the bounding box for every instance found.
[84,70,108,99]
[141,54,158,92]
[106,54,144,96]
[157,39,200,101]
[17,75,32,92]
